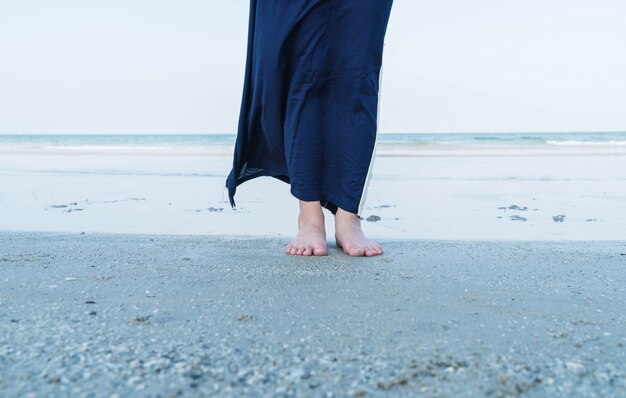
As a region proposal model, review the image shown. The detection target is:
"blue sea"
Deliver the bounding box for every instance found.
[1,132,625,154]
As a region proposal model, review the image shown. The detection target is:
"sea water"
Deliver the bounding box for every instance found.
[1,132,625,155]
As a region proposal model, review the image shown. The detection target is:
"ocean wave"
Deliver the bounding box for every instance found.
[49,144,222,150]
[0,144,234,155]
[545,140,626,146]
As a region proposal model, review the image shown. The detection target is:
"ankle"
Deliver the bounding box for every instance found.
[334,209,362,233]
[336,207,360,221]
[297,200,325,227]
[298,212,324,227]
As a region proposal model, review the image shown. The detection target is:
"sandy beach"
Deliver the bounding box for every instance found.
[1,231,625,397]
[3,0,625,395]
[1,135,626,396]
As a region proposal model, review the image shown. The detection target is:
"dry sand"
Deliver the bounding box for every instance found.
[1,231,625,397]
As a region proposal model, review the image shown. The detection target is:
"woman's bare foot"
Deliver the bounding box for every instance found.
[286,200,328,256]
[334,207,383,257]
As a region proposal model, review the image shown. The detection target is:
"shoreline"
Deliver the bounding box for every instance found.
[3,147,626,157]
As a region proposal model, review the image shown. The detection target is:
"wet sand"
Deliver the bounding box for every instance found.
[1,231,625,397]
[1,152,626,240]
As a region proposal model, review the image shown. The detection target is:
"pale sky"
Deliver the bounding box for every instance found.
[1,0,625,134]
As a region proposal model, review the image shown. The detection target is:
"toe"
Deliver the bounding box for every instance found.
[303,245,313,256]
[370,244,381,255]
[349,247,365,257]
[313,245,328,256]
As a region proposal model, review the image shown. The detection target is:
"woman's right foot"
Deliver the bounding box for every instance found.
[286,200,328,256]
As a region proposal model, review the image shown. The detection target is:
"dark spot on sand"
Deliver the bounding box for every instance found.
[88,274,113,280]
[49,204,68,208]
[552,214,565,222]
[237,314,253,321]
[132,315,151,324]
[508,205,528,211]
[185,368,204,380]
[85,300,96,304]
[366,215,381,222]
[193,207,225,213]
[2,253,53,263]
[510,215,527,221]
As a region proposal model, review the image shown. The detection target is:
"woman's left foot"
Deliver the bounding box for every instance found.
[334,208,383,257]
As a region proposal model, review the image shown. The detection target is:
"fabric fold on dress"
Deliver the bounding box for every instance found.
[226,0,393,216]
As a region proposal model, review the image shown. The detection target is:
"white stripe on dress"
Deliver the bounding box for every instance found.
[357,42,386,217]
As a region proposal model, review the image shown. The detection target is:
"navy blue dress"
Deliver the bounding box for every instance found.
[226,0,393,216]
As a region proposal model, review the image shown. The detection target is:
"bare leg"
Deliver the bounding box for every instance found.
[285,200,328,256]
[334,207,383,257]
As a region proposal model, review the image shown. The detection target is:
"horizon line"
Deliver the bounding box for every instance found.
[1,131,626,136]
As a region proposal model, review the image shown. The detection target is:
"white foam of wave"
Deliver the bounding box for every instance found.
[0,144,234,155]
[545,140,626,146]
[42,144,229,151]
